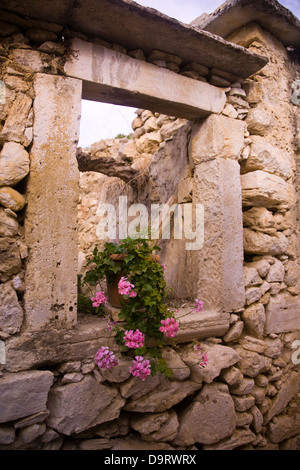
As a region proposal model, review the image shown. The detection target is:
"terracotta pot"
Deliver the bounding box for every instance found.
[106,253,160,308]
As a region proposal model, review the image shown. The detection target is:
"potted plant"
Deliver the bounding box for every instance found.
[81,236,207,379]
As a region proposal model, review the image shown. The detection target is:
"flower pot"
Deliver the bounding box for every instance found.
[106,255,127,308]
[106,253,160,308]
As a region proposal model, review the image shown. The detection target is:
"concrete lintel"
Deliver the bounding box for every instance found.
[191,0,300,50]
[64,38,226,120]
[2,0,268,78]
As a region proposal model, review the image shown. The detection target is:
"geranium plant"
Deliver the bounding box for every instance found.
[81,236,207,380]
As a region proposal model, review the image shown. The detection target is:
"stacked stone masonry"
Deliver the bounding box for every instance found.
[0,5,300,451]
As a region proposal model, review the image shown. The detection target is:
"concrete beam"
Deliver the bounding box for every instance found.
[64,38,226,120]
[2,0,268,78]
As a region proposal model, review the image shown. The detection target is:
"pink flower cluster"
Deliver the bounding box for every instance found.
[129,356,151,381]
[194,299,204,312]
[91,290,108,307]
[193,345,209,368]
[159,317,179,338]
[123,329,145,349]
[94,346,118,369]
[118,276,137,298]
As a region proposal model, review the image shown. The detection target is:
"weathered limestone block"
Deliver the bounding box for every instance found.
[0,187,26,211]
[0,93,32,144]
[245,286,263,305]
[202,428,256,450]
[231,376,255,395]
[124,377,202,413]
[173,383,236,446]
[246,107,273,135]
[11,48,47,73]
[24,73,81,331]
[180,342,240,384]
[168,310,230,344]
[268,413,300,444]
[46,376,121,435]
[243,207,275,232]
[241,136,293,180]
[266,258,285,282]
[220,366,243,386]
[264,372,300,425]
[192,159,245,311]
[243,266,263,287]
[245,259,270,278]
[0,208,19,237]
[0,142,30,187]
[190,114,246,163]
[130,412,169,435]
[0,370,53,423]
[0,237,22,282]
[162,347,190,381]
[4,317,120,373]
[222,320,244,342]
[99,357,132,383]
[0,281,23,334]
[265,292,300,334]
[243,228,289,256]
[141,410,179,442]
[0,424,15,445]
[234,346,270,378]
[135,130,162,154]
[18,423,46,444]
[284,260,300,287]
[241,170,296,209]
[38,41,65,56]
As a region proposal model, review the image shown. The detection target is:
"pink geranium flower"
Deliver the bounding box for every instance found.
[91,291,108,307]
[159,317,179,338]
[129,356,151,381]
[118,276,137,297]
[94,346,118,369]
[123,329,145,349]
[194,299,204,312]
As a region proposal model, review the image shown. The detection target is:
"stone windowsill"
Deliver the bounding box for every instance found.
[4,308,230,373]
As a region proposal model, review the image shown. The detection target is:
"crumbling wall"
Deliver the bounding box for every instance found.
[0,8,299,451]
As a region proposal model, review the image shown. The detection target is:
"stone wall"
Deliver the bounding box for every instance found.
[0,7,299,451]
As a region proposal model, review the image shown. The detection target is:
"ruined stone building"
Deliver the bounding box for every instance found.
[0,0,300,450]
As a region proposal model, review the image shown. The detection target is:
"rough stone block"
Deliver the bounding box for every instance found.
[241,170,296,210]
[173,383,236,446]
[189,114,246,163]
[0,370,53,423]
[0,281,23,334]
[0,93,32,144]
[24,73,82,331]
[0,142,30,187]
[0,237,22,282]
[241,136,293,180]
[192,159,245,311]
[46,376,120,435]
[0,187,26,211]
[243,228,289,255]
[0,208,19,237]
[265,292,300,334]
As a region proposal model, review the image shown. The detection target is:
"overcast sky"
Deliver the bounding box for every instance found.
[78,0,300,148]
